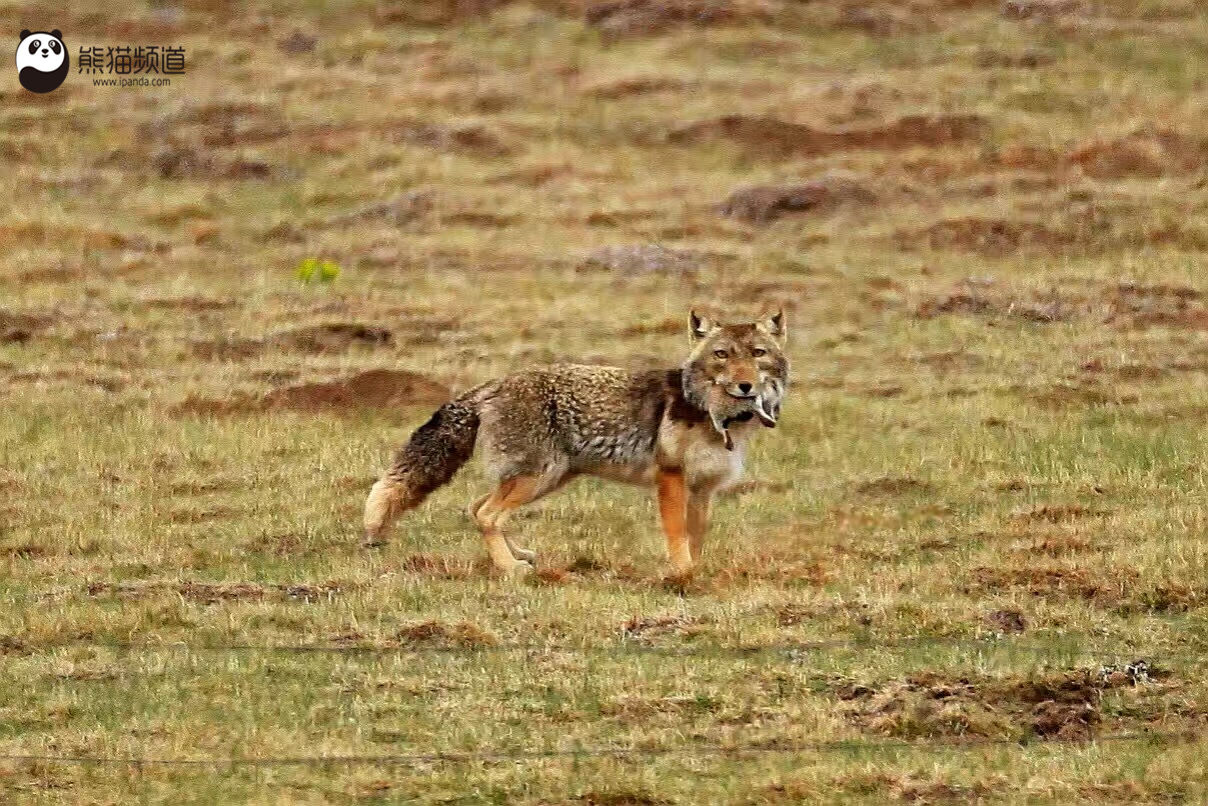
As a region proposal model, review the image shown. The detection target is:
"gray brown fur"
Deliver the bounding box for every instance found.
[364,310,789,573]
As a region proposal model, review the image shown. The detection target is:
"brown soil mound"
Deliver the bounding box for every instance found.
[0,309,52,343]
[263,369,450,411]
[176,370,449,416]
[718,179,876,223]
[998,128,1208,179]
[1069,135,1185,179]
[669,113,987,158]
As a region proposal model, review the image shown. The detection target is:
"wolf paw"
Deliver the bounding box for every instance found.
[362,533,389,549]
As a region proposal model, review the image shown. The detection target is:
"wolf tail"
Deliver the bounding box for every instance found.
[363,396,481,544]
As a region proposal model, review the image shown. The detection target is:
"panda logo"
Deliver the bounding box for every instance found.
[16,29,68,93]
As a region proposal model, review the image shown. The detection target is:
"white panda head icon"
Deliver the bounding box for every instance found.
[17,29,69,93]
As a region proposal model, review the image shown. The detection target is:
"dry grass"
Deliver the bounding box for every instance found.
[4,0,1208,802]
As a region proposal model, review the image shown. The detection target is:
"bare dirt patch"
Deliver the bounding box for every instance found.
[669,114,987,158]
[966,565,1207,613]
[838,665,1153,741]
[966,565,1132,603]
[718,178,876,224]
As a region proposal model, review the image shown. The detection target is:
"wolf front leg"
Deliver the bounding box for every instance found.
[685,481,718,562]
[656,469,693,573]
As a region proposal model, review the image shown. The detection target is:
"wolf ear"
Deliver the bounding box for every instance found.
[761,308,787,342]
[20,30,31,40]
[689,309,716,341]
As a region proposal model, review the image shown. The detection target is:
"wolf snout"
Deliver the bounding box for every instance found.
[725,382,756,398]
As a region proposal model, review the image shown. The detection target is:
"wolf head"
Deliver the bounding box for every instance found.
[681,308,789,423]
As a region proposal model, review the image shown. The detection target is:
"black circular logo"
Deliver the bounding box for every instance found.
[17,29,68,93]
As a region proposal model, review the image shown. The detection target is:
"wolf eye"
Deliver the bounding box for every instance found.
[752,348,767,357]
[713,349,728,359]
[28,40,39,54]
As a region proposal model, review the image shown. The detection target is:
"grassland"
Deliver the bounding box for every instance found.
[4,0,1208,802]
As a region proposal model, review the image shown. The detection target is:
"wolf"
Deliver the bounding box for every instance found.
[363,309,789,574]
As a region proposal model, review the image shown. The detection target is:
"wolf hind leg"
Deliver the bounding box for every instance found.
[471,469,566,572]
[467,492,535,564]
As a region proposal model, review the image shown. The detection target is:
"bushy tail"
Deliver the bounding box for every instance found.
[363,398,480,544]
